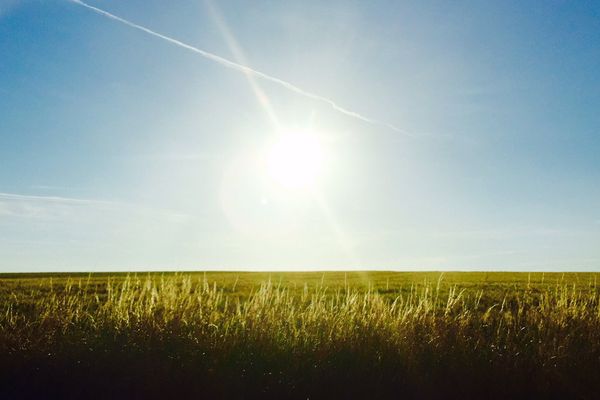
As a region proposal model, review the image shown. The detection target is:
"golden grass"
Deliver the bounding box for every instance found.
[1,273,599,398]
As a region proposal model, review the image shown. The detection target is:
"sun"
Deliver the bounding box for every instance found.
[265,130,325,190]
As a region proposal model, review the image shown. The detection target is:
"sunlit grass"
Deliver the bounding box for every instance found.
[1,272,599,398]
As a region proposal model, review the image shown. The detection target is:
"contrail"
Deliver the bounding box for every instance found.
[68,0,407,134]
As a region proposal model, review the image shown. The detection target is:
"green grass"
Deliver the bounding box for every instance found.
[1,271,599,399]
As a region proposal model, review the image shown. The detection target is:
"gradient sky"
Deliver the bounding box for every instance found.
[1,0,599,271]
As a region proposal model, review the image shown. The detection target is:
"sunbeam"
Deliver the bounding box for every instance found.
[68,0,408,134]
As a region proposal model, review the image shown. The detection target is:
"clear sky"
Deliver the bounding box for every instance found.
[1,0,599,272]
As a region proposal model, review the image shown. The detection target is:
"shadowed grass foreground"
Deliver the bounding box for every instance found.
[1,272,599,399]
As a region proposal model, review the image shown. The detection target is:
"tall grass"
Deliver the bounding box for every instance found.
[1,274,599,399]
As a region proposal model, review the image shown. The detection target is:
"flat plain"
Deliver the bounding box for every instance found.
[1,271,599,399]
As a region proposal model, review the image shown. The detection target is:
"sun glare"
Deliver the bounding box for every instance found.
[265,130,324,190]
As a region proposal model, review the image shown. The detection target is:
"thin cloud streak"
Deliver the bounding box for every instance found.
[0,192,190,221]
[0,192,112,219]
[204,0,280,130]
[68,0,408,134]
[0,192,111,205]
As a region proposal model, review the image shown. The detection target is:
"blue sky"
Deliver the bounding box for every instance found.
[1,0,599,271]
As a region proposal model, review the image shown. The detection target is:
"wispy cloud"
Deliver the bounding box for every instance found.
[130,153,223,162]
[68,0,408,134]
[0,192,105,219]
[0,192,197,270]
[0,192,188,221]
[0,192,110,204]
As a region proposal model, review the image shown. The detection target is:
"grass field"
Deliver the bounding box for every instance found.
[1,271,599,399]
